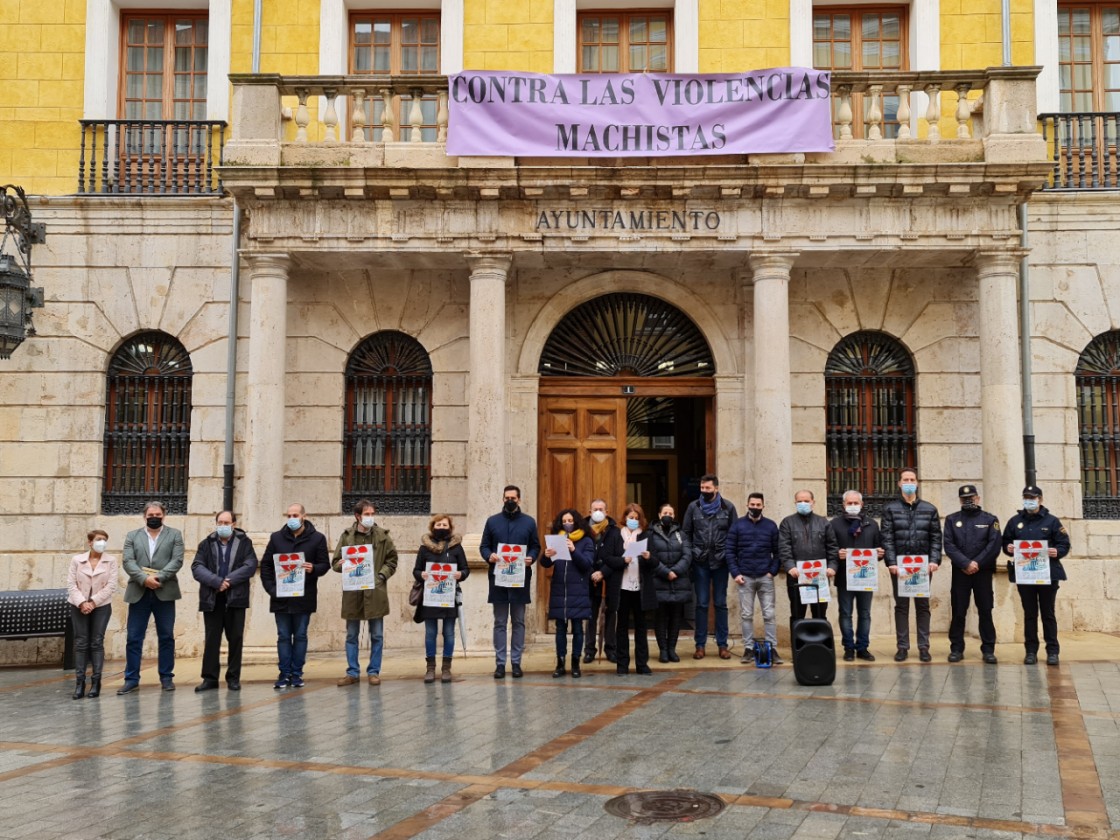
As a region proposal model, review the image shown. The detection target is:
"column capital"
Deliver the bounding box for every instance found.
[465,251,513,278]
[972,248,1028,276]
[241,251,292,274]
[746,251,799,283]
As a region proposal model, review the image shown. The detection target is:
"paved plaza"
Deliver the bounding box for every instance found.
[1,635,1119,840]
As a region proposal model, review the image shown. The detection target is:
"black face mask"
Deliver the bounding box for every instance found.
[961,503,979,512]
[748,508,763,519]
[660,515,674,529]
[432,528,451,542]
[503,499,518,514]
[700,492,716,503]
[146,517,163,530]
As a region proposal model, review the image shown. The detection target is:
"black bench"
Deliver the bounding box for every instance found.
[0,589,75,669]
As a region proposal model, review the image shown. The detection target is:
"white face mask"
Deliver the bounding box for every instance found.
[91,540,107,553]
[361,516,375,529]
[845,505,861,516]
[590,510,606,524]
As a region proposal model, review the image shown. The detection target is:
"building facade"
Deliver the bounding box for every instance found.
[1,0,1118,665]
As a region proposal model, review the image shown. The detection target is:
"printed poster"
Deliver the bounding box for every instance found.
[495,543,527,588]
[897,554,930,598]
[274,552,306,598]
[424,562,457,608]
[1014,540,1051,585]
[797,559,830,604]
[845,548,878,592]
[341,544,377,591]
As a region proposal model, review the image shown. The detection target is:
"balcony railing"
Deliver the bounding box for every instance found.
[1038,112,1120,191]
[78,119,226,196]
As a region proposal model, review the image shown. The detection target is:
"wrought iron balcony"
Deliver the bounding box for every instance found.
[1038,112,1120,190]
[78,119,226,196]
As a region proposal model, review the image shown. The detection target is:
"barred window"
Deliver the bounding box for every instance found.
[102,331,193,515]
[1076,330,1120,518]
[343,331,432,514]
[825,331,916,516]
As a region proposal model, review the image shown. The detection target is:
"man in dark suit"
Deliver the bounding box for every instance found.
[118,501,185,694]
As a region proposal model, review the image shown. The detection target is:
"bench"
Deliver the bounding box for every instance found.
[0,589,75,669]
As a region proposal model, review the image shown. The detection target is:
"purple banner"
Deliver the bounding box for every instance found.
[447,68,835,157]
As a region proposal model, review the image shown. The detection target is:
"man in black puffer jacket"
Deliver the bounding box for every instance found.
[881,468,941,663]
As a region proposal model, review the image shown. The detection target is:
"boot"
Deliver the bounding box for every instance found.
[441,657,453,683]
[424,656,436,684]
[571,659,581,679]
[87,650,104,698]
[552,657,566,678]
[72,677,86,700]
[87,677,102,699]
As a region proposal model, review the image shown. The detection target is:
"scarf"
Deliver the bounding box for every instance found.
[700,492,723,517]
[846,517,863,540]
[590,518,609,537]
[557,528,586,542]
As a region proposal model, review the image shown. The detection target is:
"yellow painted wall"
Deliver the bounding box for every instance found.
[0,0,87,196]
[463,0,553,72]
[231,0,320,75]
[941,0,1035,70]
[698,0,790,72]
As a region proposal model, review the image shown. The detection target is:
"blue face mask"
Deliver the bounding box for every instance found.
[1022,499,1040,512]
[625,518,640,531]
[796,502,812,516]
[287,517,302,531]
[216,524,233,539]
[901,483,918,496]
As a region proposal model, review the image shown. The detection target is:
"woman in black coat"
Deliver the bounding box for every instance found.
[648,503,691,662]
[541,508,594,678]
[413,514,469,684]
[607,503,658,675]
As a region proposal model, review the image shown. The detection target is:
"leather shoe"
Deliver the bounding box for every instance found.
[636,665,653,675]
[1047,653,1060,666]
[855,650,875,662]
[947,651,963,663]
[982,654,998,665]
[511,663,523,678]
[493,664,506,679]
[161,680,176,692]
[337,676,360,686]
[918,649,932,663]
[616,666,630,675]
[1024,652,1038,665]
[894,649,908,662]
[116,681,139,695]
[843,649,855,662]
[659,651,670,663]
[718,647,731,660]
[227,680,241,691]
[582,653,595,664]
[693,648,706,660]
[368,675,381,685]
[194,680,219,693]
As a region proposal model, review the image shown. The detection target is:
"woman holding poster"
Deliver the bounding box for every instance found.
[541,508,593,679]
[412,515,469,684]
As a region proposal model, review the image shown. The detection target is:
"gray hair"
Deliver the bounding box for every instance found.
[842,490,863,503]
[142,501,166,516]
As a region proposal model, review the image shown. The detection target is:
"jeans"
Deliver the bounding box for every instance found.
[692,563,729,648]
[949,569,996,654]
[70,603,112,678]
[554,619,584,660]
[890,573,930,651]
[346,618,385,676]
[275,611,312,679]
[837,587,873,652]
[493,602,526,665]
[1018,582,1060,655]
[737,575,777,651]
[201,593,246,682]
[124,591,176,683]
[425,618,456,659]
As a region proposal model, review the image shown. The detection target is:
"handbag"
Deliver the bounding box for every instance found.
[408,580,423,607]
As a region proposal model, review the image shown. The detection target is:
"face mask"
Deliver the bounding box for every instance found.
[901,483,918,496]
[562,522,575,533]
[590,510,606,524]
[215,525,233,539]
[361,516,375,529]
[432,528,451,541]
[796,502,812,516]
[625,518,640,531]
[91,539,107,553]
[660,515,674,528]
[845,505,861,517]
[287,517,302,531]
[700,491,716,502]
[748,508,763,519]
[1022,499,1039,512]
[960,503,978,512]
[146,517,163,530]
[503,499,518,514]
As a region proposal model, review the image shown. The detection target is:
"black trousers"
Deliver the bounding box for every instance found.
[70,604,112,677]
[654,601,683,653]
[949,569,995,654]
[1017,582,1060,655]
[584,582,616,659]
[615,589,649,670]
[201,593,246,683]
[786,584,827,637]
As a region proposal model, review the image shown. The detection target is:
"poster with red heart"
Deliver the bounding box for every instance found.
[274,552,306,598]
[845,548,878,592]
[495,543,527,588]
[897,554,930,598]
[424,562,457,608]
[1013,539,1050,585]
[341,544,377,591]
[797,559,831,604]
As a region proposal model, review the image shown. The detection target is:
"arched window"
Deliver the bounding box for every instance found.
[1076,330,1120,518]
[343,331,432,514]
[825,331,916,516]
[102,331,193,514]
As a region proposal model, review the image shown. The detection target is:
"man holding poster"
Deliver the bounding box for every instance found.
[331,499,398,687]
[943,485,1002,664]
[260,503,331,689]
[1001,486,1071,666]
[829,490,883,662]
[778,490,838,635]
[480,485,540,679]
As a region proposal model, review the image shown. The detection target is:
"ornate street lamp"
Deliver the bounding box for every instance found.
[0,185,45,359]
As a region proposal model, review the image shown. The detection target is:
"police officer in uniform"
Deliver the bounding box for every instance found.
[943,485,1001,663]
[1001,485,1071,666]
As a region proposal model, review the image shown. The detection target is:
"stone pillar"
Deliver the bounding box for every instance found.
[976,249,1027,521]
[748,252,798,509]
[465,253,513,533]
[243,253,290,531]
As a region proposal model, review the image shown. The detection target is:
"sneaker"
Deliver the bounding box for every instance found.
[855,650,875,662]
[273,677,290,690]
[894,649,908,662]
[843,649,855,662]
[947,651,963,663]
[770,653,784,665]
[740,650,754,665]
[290,676,305,688]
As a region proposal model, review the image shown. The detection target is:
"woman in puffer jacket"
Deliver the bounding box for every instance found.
[649,503,691,663]
[541,508,594,679]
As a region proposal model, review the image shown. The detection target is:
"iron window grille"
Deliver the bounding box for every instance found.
[1076,330,1120,518]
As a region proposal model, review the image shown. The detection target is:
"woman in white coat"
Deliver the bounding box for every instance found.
[66,529,118,699]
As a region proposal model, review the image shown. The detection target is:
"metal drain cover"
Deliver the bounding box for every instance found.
[604,790,727,823]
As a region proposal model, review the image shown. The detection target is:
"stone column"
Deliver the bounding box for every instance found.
[243,253,290,530]
[976,249,1027,520]
[748,252,798,509]
[465,253,513,532]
